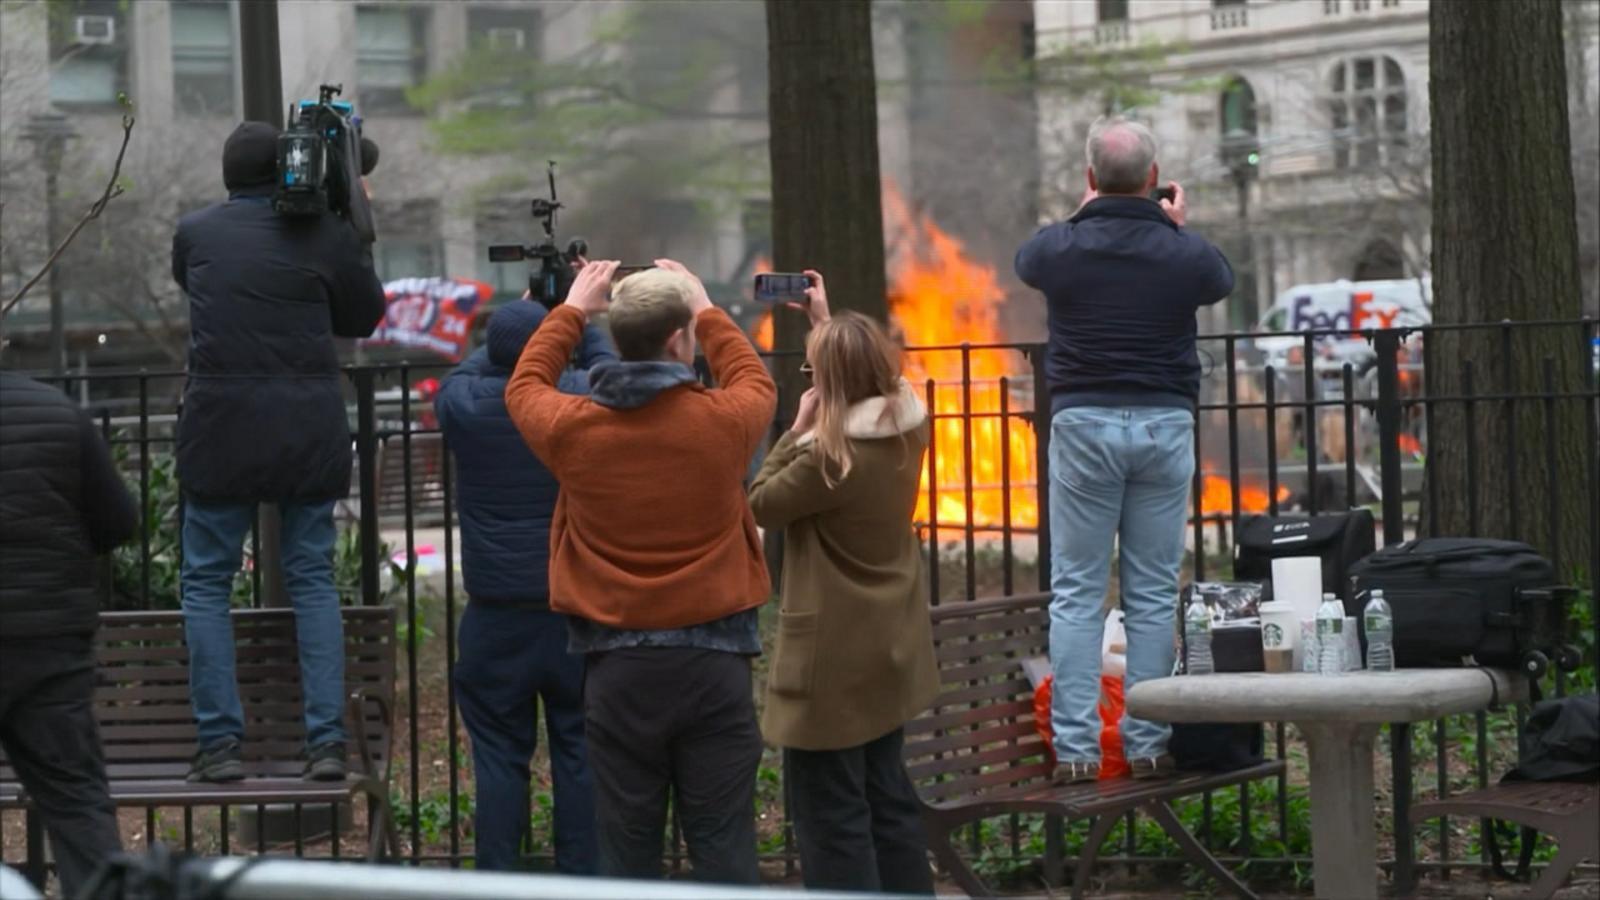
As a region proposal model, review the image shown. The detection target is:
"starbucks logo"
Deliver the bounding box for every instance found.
[1263,623,1285,648]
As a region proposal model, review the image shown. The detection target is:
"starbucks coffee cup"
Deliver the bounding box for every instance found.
[1259,601,1297,650]
[1259,601,1298,672]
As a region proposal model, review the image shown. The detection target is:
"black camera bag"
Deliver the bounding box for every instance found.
[1234,510,1375,606]
[1346,538,1571,670]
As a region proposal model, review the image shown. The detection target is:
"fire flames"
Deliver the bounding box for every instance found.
[749,190,1286,530]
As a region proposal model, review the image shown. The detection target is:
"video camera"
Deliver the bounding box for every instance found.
[487,161,589,310]
[274,83,377,243]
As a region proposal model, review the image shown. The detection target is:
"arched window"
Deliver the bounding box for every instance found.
[1220,77,1258,138]
[1327,55,1407,169]
[1218,76,1259,172]
[1353,239,1405,281]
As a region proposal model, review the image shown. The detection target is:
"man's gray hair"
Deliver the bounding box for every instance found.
[1085,117,1158,195]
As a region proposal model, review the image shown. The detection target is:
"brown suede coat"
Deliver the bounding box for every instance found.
[750,382,937,750]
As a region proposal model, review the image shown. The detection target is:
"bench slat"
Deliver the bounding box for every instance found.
[907,739,1049,782]
[935,634,1048,664]
[904,699,1034,737]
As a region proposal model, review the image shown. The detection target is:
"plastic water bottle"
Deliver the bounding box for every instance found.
[1363,589,1395,671]
[1315,593,1346,675]
[1184,601,1214,675]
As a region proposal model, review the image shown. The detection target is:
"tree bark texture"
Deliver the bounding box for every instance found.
[766,0,889,356]
[1425,0,1593,573]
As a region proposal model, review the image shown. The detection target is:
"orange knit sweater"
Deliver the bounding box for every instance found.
[504,305,776,630]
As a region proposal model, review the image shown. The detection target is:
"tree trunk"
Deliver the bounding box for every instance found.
[1425,0,1593,573]
[766,0,888,355]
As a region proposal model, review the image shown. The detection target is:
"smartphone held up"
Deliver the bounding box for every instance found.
[754,272,812,306]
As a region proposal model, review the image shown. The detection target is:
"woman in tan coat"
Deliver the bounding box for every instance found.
[749,276,937,895]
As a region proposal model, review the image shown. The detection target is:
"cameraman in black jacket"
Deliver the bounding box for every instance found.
[0,371,138,897]
[171,121,386,783]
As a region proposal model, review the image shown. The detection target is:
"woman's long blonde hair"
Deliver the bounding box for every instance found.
[807,312,904,487]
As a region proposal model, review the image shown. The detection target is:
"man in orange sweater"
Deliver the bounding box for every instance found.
[505,258,776,884]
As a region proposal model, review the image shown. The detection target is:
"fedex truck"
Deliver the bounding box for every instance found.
[1251,277,1432,372]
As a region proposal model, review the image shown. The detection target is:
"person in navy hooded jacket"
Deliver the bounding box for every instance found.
[435,295,617,873]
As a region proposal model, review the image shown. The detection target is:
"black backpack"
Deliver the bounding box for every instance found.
[1346,538,1580,676]
[1504,693,1599,784]
[1234,510,1376,606]
[1488,694,1598,880]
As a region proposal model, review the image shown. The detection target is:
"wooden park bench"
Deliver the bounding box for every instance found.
[0,606,400,879]
[904,592,1285,900]
[1412,780,1599,899]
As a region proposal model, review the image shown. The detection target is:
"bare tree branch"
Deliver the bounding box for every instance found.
[1,112,136,319]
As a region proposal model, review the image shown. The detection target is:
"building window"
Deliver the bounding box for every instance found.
[171,1,236,117]
[357,6,429,115]
[48,0,130,107]
[468,5,540,53]
[463,6,541,108]
[1097,0,1129,21]
[1220,77,1258,139]
[1327,55,1407,169]
[374,240,443,283]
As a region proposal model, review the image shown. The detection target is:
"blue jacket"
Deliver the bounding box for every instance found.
[1015,196,1233,413]
[435,301,617,606]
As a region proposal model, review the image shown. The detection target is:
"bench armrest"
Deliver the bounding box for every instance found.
[347,688,393,784]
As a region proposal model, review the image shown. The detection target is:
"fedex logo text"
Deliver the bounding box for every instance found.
[1290,291,1402,333]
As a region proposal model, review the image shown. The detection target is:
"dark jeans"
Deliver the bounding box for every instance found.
[786,728,935,895]
[583,647,762,884]
[0,637,122,899]
[455,605,597,874]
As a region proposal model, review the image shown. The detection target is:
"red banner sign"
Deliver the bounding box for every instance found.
[362,277,491,362]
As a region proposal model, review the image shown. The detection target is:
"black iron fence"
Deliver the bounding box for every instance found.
[2,318,1596,893]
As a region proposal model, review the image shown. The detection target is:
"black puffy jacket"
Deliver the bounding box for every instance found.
[171,185,386,503]
[0,372,138,638]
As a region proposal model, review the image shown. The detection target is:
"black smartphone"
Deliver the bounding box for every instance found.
[1151,185,1177,204]
[754,272,811,305]
[611,264,655,282]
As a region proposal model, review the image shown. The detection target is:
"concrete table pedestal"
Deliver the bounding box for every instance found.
[1127,670,1523,900]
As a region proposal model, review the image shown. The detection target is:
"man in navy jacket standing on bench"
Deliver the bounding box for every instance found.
[1016,116,1234,785]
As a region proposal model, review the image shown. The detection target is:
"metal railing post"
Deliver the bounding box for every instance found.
[355,370,380,606]
[1031,345,1051,593]
[1374,327,1416,892]
[1374,330,1406,544]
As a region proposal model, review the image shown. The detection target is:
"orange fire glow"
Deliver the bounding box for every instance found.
[881,188,1038,531]
[754,188,1286,529]
[1197,474,1292,518]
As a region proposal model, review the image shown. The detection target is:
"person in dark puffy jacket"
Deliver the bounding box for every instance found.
[0,371,137,897]
[435,296,616,874]
[171,122,387,784]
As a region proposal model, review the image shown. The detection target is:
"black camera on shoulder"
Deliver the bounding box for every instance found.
[487,161,588,310]
[274,83,376,243]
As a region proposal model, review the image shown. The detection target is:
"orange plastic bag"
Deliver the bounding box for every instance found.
[1032,674,1131,780]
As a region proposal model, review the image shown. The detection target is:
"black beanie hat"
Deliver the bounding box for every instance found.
[223,121,280,190]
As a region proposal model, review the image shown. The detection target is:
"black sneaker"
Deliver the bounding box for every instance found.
[304,742,348,782]
[188,737,245,783]
[1128,753,1177,780]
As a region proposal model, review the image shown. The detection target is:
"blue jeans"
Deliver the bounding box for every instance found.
[1047,406,1194,764]
[180,499,346,749]
[455,604,598,875]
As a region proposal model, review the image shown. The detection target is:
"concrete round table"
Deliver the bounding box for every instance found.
[1126,669,1523,900]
